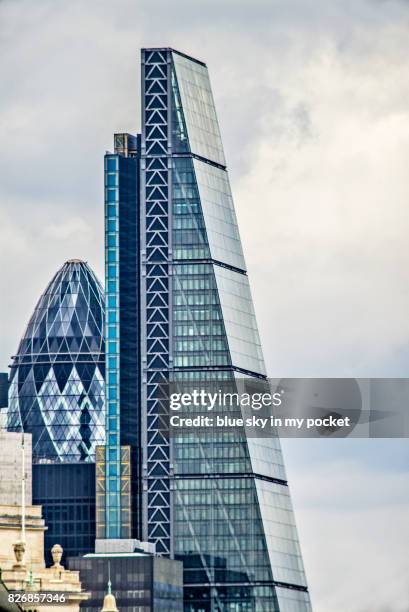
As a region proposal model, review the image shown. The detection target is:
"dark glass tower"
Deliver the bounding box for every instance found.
[33,461,96,564]
[100,134,140,540]
[102,48,312,611]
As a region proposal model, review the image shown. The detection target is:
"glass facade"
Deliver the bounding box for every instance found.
[104,152,122,537]
[7,260,105,462]
[103,47,312,611]
[192,159,245,270]
[214,267,266,375]
[104,135,140,540]
[68,554,183,612]
[173,158,211,261]
[173,263,230,369]
[32,462,96,565]
[172,52,226,167]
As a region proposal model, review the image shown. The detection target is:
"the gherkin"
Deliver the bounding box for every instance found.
[7,259,105,462]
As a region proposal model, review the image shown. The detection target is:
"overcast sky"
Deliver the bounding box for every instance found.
[1,1,409,610]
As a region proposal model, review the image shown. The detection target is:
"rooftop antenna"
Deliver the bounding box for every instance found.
[108,560,112,595]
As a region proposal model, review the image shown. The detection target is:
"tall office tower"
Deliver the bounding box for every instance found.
[7,260,104,561]
[102,48,311,611]
[99,133,140,541]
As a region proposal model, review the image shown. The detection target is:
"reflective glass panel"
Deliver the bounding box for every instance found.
[172,52,226,166]
[214,266,266,375]
[193,158,246,271]
[255,479,309,587]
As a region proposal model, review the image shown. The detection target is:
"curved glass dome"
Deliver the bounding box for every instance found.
[7,260,105,462]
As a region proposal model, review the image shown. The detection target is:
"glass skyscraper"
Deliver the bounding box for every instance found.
[8,259,105,462]
[102,48,312,611]
[7,260,104,562]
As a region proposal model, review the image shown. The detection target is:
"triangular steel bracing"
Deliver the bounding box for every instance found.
[141,48,172,556]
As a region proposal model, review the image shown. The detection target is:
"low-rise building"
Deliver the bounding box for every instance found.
[0,431,32,506]
[0,503,89,612]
